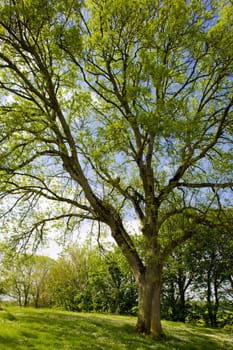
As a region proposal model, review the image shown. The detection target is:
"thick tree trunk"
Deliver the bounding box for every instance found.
[108,211,165,336]
[136,265,165,338]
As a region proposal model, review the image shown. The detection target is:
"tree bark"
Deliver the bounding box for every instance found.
[136,265,165,338]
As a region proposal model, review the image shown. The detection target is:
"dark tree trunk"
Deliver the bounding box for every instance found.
[34,291,40,308]
[23,284,30,307]
[213,277,219,327]
[169,280,177,320]
[18,295,22,307]
[16,285,22,306]
[207,271,214,327]
[177,269,186,322]
[23,293,29,307]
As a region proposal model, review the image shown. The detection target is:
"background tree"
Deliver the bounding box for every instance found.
[48,243,137,314]
[0,245,54,308]
[162,247,194,323]
[48,245,91,311]
[0,0,233,337]
[1,251,34,306]
[161,214,233,326]
[103,247,137,314]
[30,255,54,308]
[186,221,233,327]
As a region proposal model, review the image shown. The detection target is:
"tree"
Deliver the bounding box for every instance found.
[0,245,54,307]
[1,251,34,306]
[162,247,194,323]
[0,0,233,337]
[103,247,137,314]
[162,214,233,326]
[48,245,92,311]
[47,243,137,314]
[30,255,54,308]
[186,221,233,327]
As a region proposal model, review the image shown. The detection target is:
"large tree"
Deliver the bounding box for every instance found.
[0,0,233,337]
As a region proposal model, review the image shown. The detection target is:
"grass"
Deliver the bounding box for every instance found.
[0,307,232,349]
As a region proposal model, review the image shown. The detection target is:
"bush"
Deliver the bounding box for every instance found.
[217,309,233,327]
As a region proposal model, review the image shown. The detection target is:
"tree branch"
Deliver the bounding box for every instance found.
[177,182,233,189]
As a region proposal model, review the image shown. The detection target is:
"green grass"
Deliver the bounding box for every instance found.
[0,307,232,349]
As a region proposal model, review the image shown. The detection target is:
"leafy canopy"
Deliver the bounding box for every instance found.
[0,0,232,253]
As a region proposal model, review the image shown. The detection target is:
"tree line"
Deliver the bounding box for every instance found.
[1,222,232,328]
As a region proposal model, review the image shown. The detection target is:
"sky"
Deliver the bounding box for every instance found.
[38,218,140,259]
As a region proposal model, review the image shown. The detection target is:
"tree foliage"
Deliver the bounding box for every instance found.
[162,215,233,326]
[47,244,137,313]
[0,247,54,307]
[0,0,233,336]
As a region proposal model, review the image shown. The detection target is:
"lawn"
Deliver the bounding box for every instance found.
[0,307,232,349]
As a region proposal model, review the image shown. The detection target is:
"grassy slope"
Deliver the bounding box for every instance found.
[0,307,232,350]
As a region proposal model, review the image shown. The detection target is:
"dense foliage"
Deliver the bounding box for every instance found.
[161,224,233,328]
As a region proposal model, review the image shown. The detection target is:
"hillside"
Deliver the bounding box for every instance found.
[0,307,232,349]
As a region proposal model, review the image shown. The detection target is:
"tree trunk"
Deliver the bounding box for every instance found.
[136,265,165,338]
[207,271,213,327]
[18,294,22,307]
[177,270,186,322]
[213,277,219,327]
[108,213,165,336]
[34,290,40,308]
[24,292,29,307]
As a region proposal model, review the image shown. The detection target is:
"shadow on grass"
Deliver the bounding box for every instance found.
[163,322,233,350]
[0,335,20,350]
[0,308,232,350]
